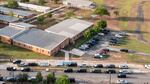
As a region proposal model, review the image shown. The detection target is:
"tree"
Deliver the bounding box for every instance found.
[47,12,52,17]
[96,20,107,29]
[20,0,30,3]
[55,75,70,84]
[37,15,44,24]
[36,72,43,82]
[46,73,56,84]
[94,6,110,16]
[38,0,45,5]
[7,0,19,8]
[83,29,91,39]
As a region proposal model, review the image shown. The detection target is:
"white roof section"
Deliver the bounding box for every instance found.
[13,28,68,50]
[18,3,50,12]
[0,14,19,23]
[0,26,24,37]
[45,18,93,38]
[0,6,34,17]
[63,0,93,7]
[9,22,36,29]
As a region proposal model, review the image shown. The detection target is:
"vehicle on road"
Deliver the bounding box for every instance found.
[145,64,150,69]
[118,73,127,78]
[119,65,129,69]
[63,62,77,67]
[116,79,129,84]
[0,76,3,81]
[68,78,76,83]
[6,67,17,71]
[64,68,73,73]
[105,69,116,74]
[119,70,133,74]
[28,62,38,66]
[21,67,31,72]
[17,62,28,67]
[94,64,103,68]
[13,60,22,64]
[5,77,16,82]
[76,68,87,73]
[120,49,129,53]
[91,69,101,73]
[94,54,109,59]
[105,64,116,68]
[28,77,36,82]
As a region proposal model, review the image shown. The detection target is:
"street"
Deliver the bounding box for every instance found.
[0,69,150,84]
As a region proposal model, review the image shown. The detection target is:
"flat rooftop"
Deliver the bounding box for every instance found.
[9,22,36,29]
[45,18,93,38]
[0,6,34,17]
[0,14,19,23]
[0,26,24,37]
[13,28,68,50]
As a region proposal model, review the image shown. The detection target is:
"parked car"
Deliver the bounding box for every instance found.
[101,29,110,34]
[94,64,103,68]
[79,44,90,51]
[21,67,31,72]
[119,65,129,69]
[68,78,76,83]
[28,77,36,82]
[118,73,127,78]
[6,77,16,82]
[120,49,129,53]
[6,67,17,71]
[116,79,129,84]
[17,62,28,67]
[105,69,116,74]
[0,76,3,81]
[76,69,87,73]
[13,60,22,64]
[28,63,38,66]
[94,54,109,59]
[91,69,101,73]
[98,48,109,54]
[64,68,73,73]
[79,64,88,68]
[63,62,77,67]
[119,70,133,74]
[145,64,150,69]
[105,64,116,68]
[98,33,104,36]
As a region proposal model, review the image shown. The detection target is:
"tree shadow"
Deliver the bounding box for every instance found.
[107,17,150,22]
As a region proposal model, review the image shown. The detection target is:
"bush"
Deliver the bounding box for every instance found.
[7,0,19,8]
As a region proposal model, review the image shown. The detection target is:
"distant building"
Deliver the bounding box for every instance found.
[0,6,34,19]
[0,14,19,24]
[18,3,50,13]
[0,22,69,56]
[62,0,96,9]
[45,18,93,43]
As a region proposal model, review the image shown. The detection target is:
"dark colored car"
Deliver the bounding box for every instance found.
[76,69,87,73]
[101,29,110,34]
[21,67,31,72]
[120,49,129,53]
[94,64,103,68]
[92,38,100,41]
[63,62,78,67]
[28,63,38,66]
[0,76,3,81]
[13,60,22,64]
[118,73,127,78]
[91,69,101,73]
[105,69,116,74]
[105,64,116,68]
[64,68,73,73]
[6,67,17,71]
[68,78,76,83]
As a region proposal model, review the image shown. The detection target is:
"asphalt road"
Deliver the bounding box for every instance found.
[0,70,150,84]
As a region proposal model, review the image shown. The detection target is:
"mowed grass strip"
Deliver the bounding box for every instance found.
[0,42,51,59]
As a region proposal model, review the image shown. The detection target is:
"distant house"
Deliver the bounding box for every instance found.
[45,18,93,43]
[62,0,96,9]
[0,6,34,19]
[18,3,51,13]
[0,14,19,24]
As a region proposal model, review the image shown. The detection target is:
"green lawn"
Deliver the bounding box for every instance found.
[92,0,104,6]
[115,37,150,53]
[0,42,51,59]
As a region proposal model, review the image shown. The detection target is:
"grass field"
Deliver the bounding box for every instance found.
[0,42,51,59]
[115,36,150,53]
